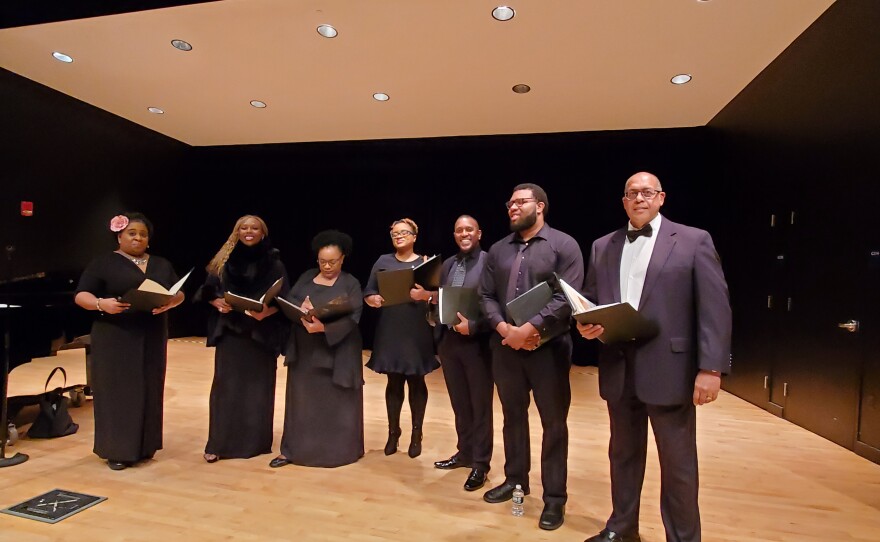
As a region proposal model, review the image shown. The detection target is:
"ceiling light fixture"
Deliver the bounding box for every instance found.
[373,93,390,101]
[670,74,692,85]
[148,107,164,114]
[52,52,73,63]
[171,39,193,51]
[512,84,531,94]
[492,6,516,21]
[317,24,338,38]
[250,100,267,108]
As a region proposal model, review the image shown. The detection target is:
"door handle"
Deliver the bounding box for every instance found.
[837,319,859,333]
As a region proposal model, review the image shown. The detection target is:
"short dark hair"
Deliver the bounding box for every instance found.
[513,183,549,217]
[311,229,353,256]
[122,212,153,237]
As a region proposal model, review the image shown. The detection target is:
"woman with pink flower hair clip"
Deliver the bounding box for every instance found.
[195,214,289,464]
[74,212,184,471]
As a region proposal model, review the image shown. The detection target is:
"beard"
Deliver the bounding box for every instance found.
[509,209,537,232]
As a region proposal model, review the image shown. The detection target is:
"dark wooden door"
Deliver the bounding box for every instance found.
[779,156,878,454]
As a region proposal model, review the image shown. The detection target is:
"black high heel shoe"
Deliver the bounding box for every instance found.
[408,427,423,458]
[384,428,401,455]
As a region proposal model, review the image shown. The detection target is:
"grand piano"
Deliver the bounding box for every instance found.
[1,272,93,448]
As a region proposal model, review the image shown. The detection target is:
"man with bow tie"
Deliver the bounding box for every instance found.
[577,172,732,542]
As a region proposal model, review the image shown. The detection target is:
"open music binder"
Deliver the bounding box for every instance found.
[555,276,658,344]
[120,269,192,311]
[376,255,441,306]
[276,296,356,323]
[224,277,283,313]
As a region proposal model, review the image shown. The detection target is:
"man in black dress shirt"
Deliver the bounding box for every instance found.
[478,183,585,530]
[415,215,494,492]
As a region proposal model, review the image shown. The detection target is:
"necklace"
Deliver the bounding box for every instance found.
[120,252,148,266]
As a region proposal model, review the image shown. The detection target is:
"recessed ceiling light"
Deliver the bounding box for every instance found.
[250,100,267,108]
[52,51,73,63]
[512,84,531,94]
[171,39,192,51]
[148,107,164,114]
[492,6,516,21]
[317,24,338,38]
[373,93,390,102]
[670,74,692,85]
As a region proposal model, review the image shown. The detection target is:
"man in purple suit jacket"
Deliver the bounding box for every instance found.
[578,172,732,542]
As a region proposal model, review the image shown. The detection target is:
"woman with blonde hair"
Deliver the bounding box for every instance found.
[195,215,288,463]
[364,218,439,458]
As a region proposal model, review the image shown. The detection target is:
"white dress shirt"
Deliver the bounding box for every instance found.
[619,214,662,310]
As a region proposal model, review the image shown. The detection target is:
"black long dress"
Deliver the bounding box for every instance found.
[196,241,288,459]
[280,270,364,467]
[364,253,439,375]
[76,252,179,463]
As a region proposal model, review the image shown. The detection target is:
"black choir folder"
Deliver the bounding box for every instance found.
[120,269,192,311]
[438,286,481,325]
[224,278,283,313]
[376,255,441,306]
[276,296,355,322]
[505,281,570,347]
[555,276,658,344]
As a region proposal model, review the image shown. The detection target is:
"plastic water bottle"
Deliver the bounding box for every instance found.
[511,484,525,517]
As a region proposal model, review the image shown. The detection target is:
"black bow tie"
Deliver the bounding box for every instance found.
[626,224,653,243]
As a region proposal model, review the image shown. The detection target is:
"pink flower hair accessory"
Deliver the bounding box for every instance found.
[109,215,130,232]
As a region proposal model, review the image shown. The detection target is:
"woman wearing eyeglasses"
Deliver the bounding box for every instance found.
[270,230,364,468]
[364,218,440,458]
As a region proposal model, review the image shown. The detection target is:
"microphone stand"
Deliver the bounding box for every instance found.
[1,243,29,467]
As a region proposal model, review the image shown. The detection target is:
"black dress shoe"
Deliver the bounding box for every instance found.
[483,482,529,503]
[269,456,292,468]
[539,502,565,530]
[584,529,641,542]
[434,454,470,470]
[463,469,487,491]
[107,460,128,471]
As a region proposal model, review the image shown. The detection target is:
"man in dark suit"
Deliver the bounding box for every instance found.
[578,172,732,542]
[479,183,584,531]
[415,215,494,492]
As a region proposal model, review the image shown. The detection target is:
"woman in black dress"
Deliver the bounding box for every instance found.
[270,230,364,468]
[364,218,439,458]
[74,213,184,470]
[196,215,288,463]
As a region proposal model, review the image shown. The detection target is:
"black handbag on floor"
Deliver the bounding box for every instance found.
[27,367,79,438]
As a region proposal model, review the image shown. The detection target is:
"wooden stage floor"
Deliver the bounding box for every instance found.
[3,339,880,541]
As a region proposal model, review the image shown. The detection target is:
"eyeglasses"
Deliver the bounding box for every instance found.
[623,189,661,201]
[318,258,341,267]
[390,230,414,239]
[505,198,536,210]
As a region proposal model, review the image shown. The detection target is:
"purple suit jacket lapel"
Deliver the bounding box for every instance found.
[606,229,627,303]
[639,219,677,308]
